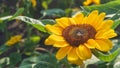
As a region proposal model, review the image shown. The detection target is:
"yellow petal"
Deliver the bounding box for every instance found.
[97,20,114,31]
[45,24,63,35]
[67,47,79,61]
[68,58,83,65]
[83,0,92,6]
[69,18,76,25]
[73,13,84,24]
[55,17,70,28]
[85,39,98,49]
[45,34,64,45]
[95,39,113,52]
[93,0,100,5]
[53,41,69,47]
[86,10,98,25]
[93,12,106,30]
[45,39,53,45]
[82,17,87,24]
[76,45,92,60]
[95,29,117,39]
[56,46,72,60]
[31,0,37,7]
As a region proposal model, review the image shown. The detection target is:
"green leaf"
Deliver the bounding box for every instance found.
[92,48,120,62]
[0,16,12,22]
[1,15,46,33]
[32,24,46,32]
[9,8,24,20]
[41,19,55,25]
[19,65,33,68]
[0,45,10,54]
[83,1,120,20]
[84,1,120,14]
[34,61,55,68]
[40,9,65,17]
[110,10,120,20]
[20,53,58,68]
[9,52,21,67]
[0,8,24,22]
[15,16,47,32]
[0,57,9,68]
[19,52,73,68]
[112,20,120,29]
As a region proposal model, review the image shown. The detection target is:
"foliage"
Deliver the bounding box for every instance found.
[0,0,120,68]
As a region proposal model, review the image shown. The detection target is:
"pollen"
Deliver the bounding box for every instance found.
[62,24,96,47]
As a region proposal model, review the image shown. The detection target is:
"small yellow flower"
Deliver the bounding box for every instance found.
[5,35,22,46]
[83,0,100,6]
[44,10,117,65]
[31,0,37,8]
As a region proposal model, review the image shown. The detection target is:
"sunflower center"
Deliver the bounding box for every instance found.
[62,24,97,47]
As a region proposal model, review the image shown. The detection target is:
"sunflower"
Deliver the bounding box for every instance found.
[83,0,100,6]
[31,0,37,8]
[5,35,22,46]
[44,10,117,65]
